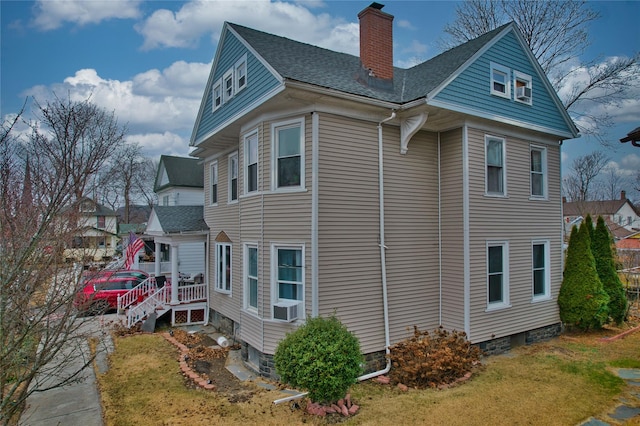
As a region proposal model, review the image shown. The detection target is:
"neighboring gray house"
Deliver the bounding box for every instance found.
[189,3,579,376]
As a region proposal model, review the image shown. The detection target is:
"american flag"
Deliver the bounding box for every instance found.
[124,231,144,270]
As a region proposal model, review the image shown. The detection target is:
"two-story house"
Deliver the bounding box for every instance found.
[145,155,207,280]
[563,191,640,236]
[189,3,578,377]
[63,197,119,263]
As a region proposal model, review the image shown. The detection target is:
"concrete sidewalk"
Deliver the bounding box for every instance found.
[19,315,115,426]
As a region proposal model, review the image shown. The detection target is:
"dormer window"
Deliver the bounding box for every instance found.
[490,62,510,99]
[514,71,532,104]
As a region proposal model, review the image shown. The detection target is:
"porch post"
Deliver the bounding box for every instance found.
[170,244,179,305]
[154,241,161,276]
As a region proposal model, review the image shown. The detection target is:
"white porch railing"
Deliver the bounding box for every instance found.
[177,283,207,302]
[126,286,170,328]
[117,276,159,312]
[123,282,207,328]
[137,261,171,275]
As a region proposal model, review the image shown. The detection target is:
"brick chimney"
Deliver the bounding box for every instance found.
[621,190,626,200]
[358,2,394,81]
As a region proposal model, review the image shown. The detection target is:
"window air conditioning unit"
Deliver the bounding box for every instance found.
[516,86,532,100]
[273,300,300,322]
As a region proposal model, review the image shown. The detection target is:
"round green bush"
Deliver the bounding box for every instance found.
[274,315,363,403]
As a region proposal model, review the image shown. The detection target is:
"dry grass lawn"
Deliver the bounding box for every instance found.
[97,320,640,426]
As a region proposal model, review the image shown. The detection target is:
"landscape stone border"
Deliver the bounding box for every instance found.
[162,332,216,391]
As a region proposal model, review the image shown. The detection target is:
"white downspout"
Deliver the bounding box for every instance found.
[358,110,395,382]
[274,111,396,405]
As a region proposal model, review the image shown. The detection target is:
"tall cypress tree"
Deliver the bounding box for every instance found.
[558,222,610,330]
[592,216,628,324]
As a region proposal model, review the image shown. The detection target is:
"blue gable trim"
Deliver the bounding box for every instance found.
[191,24,281,146]
[432,29,576,138]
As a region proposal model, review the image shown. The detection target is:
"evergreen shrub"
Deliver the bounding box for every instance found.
[558,222,609,330]
[274,315,363,403]
[593,216,628,324]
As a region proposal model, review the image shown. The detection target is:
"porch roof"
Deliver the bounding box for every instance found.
[146,205,208,235]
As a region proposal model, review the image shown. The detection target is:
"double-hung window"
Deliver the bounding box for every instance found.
[245,132,258,193]
[530,146,546,198]
[223,70,234,102]
[274,245,304,303]
[212,79,222,112]
[245,244,258,311]
[216,243,232,293]
[229,152,238,202]
[210,161,218,205]
[485,136,506,196]
[96,216,105,229]
[235,55,247,93]
[514,71,532,104]
[532,240,550,300]
[273,118,304,189]
[490,62,510,98]
[487,241,509,309]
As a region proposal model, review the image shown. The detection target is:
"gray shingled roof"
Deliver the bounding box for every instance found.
[228,22,511,104]
[155,155,204,191]
[152,206,208,233]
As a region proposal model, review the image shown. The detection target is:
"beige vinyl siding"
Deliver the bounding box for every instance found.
[205,151,241,324]
[439,128,466,332]
[383,129,441,343]
[466,126,562,342]
[316,113,384,353]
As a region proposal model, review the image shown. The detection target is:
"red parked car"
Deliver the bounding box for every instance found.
[75,270,149,315]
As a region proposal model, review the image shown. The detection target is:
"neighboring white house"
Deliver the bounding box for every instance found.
[155,155,205,206]
[143,155,207,281]
[563,191,640,235]
[63,197,119,262]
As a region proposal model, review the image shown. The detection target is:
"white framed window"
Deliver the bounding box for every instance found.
[530,145,546,198]
[485,135,506,196]
[228,152,238,202]
[244,131,258,194]
[272,118,304,190]
[487,241,509,309]
[532,240,550,301]
[272,244,304,305]
[162,195,169,206]
[244,243,258,311]
[235,55,247,93]
[223,69,234,102]
[514,71,532,104]
[212,79,222,112]
[210,161,218,205]
[215,243,232,293]
[490,62,510,98]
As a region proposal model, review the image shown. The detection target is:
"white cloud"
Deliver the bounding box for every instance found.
[31,0,142,31]
[126,132,191,159]
[21,61,209,156]
[135,0,357,55]
[557,55,640,134]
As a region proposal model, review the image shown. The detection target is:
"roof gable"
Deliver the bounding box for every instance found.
[154,155,204,192]
[146,205,208,235]
[428,24,577,138]
[192,19,578,149]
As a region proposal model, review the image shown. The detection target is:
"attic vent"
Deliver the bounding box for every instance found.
[215,231,232,243]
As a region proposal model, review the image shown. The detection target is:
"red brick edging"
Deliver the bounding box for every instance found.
[162,332,216,390]
[599,323,640,342]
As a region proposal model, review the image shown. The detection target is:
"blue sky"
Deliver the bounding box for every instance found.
[2,1,639,200]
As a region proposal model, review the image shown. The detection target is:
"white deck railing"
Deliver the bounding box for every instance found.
[117,276,159,312]
[136,261,172,275]
[123,282,207,328]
